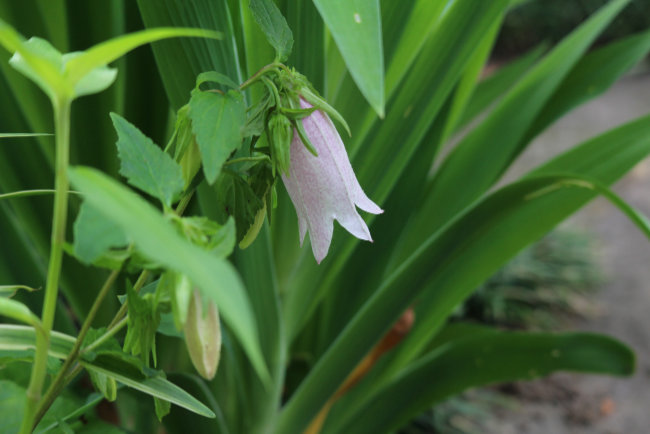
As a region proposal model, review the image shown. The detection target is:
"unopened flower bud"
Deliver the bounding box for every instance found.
[184,290,221,380]
[268,112,293,175]
[174,105,202,187]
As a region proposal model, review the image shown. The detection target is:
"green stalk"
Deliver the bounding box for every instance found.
[32,268,122,427]
[20,98,71,434]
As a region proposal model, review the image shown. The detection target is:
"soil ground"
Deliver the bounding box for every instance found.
[482,70,650,433]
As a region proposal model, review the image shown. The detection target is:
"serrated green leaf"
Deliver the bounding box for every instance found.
[73,201,129,264]
[188,90,246,184]
[248,0,293,61]
[67,167,269,384]
[313,0,384,116]
[111,113,184,206]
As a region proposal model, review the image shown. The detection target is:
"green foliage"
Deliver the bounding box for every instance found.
[0,297,41,330]
[81,350,215,418]
[249,0,294,62]
[67,167,269,383]
[211,165,272,244]
[0,380,80,434]
[188,89,246,184]
[123,281,161,367]
[0,325,214,419]
[1,0,650,432]
[73,202,128,265]
[336,328,634,433]
[112,113,185,207]
[313,0,384,116]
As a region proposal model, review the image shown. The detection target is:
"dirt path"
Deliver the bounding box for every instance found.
[485,71,650,434]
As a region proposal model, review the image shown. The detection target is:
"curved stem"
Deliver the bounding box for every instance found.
[84,316,128,354]
[107,270,150,329]
[239,62,285,90]
[21,98,71,434]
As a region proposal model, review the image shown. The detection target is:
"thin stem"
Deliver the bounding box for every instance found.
[261,75,282,107]
[33,268,122,427]
[107,270,150,329]
[21,99,71,434]
[42,316,129,403]
[239,62,286,90]
[84,316,128,354]
[224,155,271,166]
[0,189,80,201]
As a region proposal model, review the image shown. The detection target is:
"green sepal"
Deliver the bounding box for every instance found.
[123,281,161,367]
[299,86,351,136]
[268,112,293,175]
[293,117,318,157]
[243,91,274,138]
[278,106,317,120]
[154,396,171,421]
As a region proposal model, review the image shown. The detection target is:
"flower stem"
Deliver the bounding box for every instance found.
[32,268,122,428]
[20,98,71,434]
[239,62,289,90]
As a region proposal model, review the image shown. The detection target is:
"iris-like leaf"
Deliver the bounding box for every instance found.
[313,0,384,116]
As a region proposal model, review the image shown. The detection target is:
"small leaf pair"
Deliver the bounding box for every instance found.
[0,20,220,103]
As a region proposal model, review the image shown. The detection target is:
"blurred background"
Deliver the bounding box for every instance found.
[403,0,650,432]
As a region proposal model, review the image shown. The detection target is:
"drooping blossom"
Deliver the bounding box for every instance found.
[281,99,383,263]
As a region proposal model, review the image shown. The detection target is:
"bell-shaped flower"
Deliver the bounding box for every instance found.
[281,99,382,263]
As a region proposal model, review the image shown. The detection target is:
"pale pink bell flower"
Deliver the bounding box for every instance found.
[281,99,383,263]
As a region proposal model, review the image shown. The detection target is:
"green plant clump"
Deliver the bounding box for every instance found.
[0,0,648,433]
